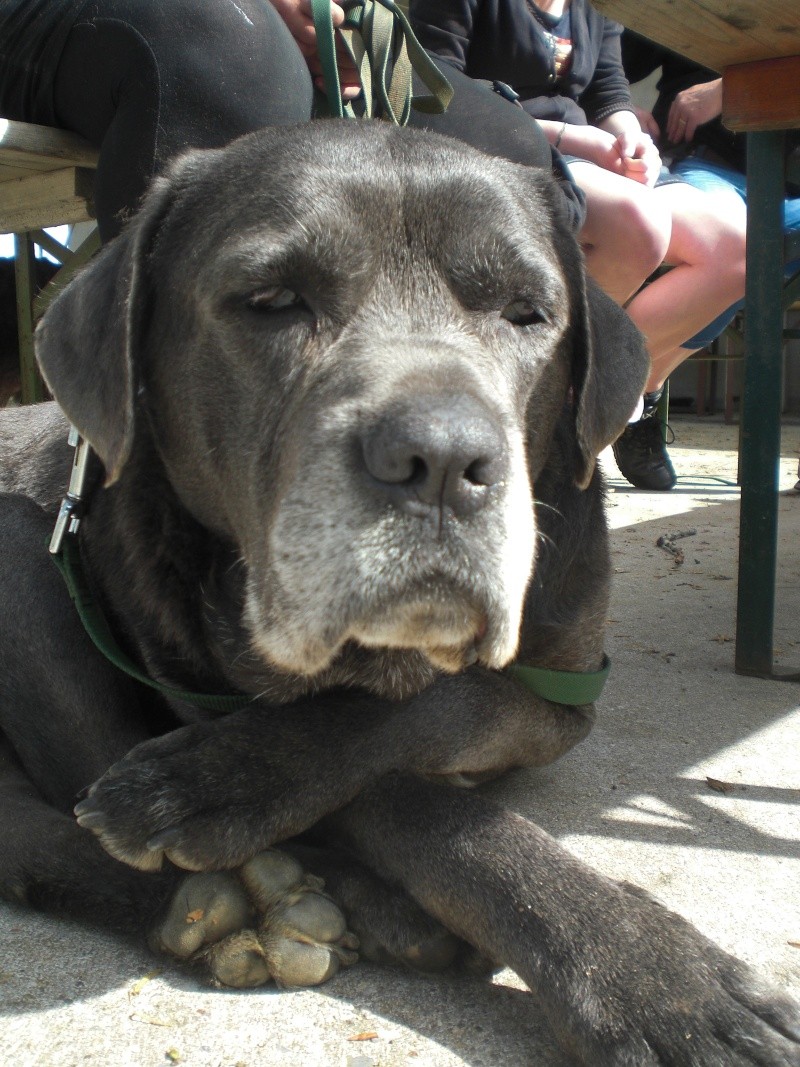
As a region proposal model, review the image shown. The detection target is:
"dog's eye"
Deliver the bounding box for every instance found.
[501,300,548,327]
[247,286,305,312]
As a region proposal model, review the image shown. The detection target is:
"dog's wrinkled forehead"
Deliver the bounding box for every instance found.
[154,122,567,304]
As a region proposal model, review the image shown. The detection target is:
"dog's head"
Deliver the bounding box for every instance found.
[36,122,647,691]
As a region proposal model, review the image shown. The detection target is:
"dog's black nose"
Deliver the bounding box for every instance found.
[361,395,508,518]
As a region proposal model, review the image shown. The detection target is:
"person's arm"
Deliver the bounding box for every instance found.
[579,18,661,186]
[666,77,722,143]
[579,17,632,127]
[539,120,623,175]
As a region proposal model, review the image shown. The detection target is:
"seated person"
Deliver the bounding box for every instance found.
[409,0,749,491]
[622,28,800,350]
[0,0,584,243]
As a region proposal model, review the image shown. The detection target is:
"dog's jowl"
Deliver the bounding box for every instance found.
[0,122,797,1065]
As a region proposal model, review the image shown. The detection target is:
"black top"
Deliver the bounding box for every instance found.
[0,0,86,125]
[408,0,633,127]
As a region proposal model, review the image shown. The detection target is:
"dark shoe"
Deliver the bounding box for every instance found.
[612,415,676,491]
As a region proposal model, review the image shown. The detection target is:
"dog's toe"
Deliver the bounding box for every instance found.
[204,929,272,988]
[149,871,253,959]
[238,849,320,907]
[150,850,358,989]
[358,926,460,971]
[255,879,359,988]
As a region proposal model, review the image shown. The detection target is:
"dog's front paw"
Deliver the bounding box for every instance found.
[73,725,222,871]
[73,710,379,871]
[549,884,800,1066]
[150,850,358,989]
[73,720,306,871]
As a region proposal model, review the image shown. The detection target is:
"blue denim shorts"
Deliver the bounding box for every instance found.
[673,155,800,233]
[672,154,800,349]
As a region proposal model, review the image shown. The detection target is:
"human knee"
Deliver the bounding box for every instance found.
[613,195,672,277]
[708,223,747,300]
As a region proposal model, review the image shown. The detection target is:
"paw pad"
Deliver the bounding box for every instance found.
[150,850,358,989]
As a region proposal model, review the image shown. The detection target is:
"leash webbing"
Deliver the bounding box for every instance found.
[310,0,453,122]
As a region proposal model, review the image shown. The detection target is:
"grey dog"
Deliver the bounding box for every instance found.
[0,121,797,1065]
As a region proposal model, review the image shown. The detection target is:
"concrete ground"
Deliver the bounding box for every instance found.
[1,417,799,1067]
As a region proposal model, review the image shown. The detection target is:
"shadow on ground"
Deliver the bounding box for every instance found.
[2,421,798,1066]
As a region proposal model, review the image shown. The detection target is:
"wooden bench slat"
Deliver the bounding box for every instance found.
[591,0,800,74]
[0,166,95,232]
[0,118,98,179]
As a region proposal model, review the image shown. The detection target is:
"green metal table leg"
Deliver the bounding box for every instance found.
[14,232,46,404]
[735,131,785,676]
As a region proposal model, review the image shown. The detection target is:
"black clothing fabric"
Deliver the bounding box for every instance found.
[1,0,315,239]
[409,0,633,127]
[0,0,84,124]
[0,0,584,239]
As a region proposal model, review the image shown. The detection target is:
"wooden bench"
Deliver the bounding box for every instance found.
[0,119,100,403]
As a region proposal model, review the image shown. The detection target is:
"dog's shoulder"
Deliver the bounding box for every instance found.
[0,402,72,512]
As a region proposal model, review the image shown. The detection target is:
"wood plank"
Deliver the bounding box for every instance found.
[723,55,800,131]
[0,118,98,183]
[592,0,800,74]
[0,167,95,232]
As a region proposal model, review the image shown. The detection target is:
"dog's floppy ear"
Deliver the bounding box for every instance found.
[34,169,182,485]
[565,249,650,490]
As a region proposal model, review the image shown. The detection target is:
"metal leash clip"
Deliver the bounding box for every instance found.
[49,426,93,555]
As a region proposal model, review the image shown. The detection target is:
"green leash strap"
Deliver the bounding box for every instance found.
[310,0,452,122]
[51,533,253,712]
[506,655,611,706]
[312,0,346,117]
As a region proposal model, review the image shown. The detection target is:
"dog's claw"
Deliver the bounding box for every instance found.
[73,803,107,831]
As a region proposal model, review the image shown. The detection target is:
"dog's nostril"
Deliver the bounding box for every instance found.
[407,455,428,486]
[361,395,508,517]
[464,456,502,487]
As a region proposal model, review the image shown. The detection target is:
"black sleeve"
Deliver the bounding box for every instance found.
[408,0,478,72]
[579,18,633,126]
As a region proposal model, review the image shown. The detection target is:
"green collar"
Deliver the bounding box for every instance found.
[51,532,253,711]
[506,656,610,705]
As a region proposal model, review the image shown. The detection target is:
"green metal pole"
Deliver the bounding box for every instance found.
[735,130,785,676]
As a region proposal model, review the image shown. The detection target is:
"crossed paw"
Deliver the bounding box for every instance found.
[150,850,358,988]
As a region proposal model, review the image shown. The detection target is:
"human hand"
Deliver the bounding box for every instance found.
[667,78,722,143]
[614,128,661,187]
[564,124,629,175]
[271,0,362,100]
[630,105,660,140]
